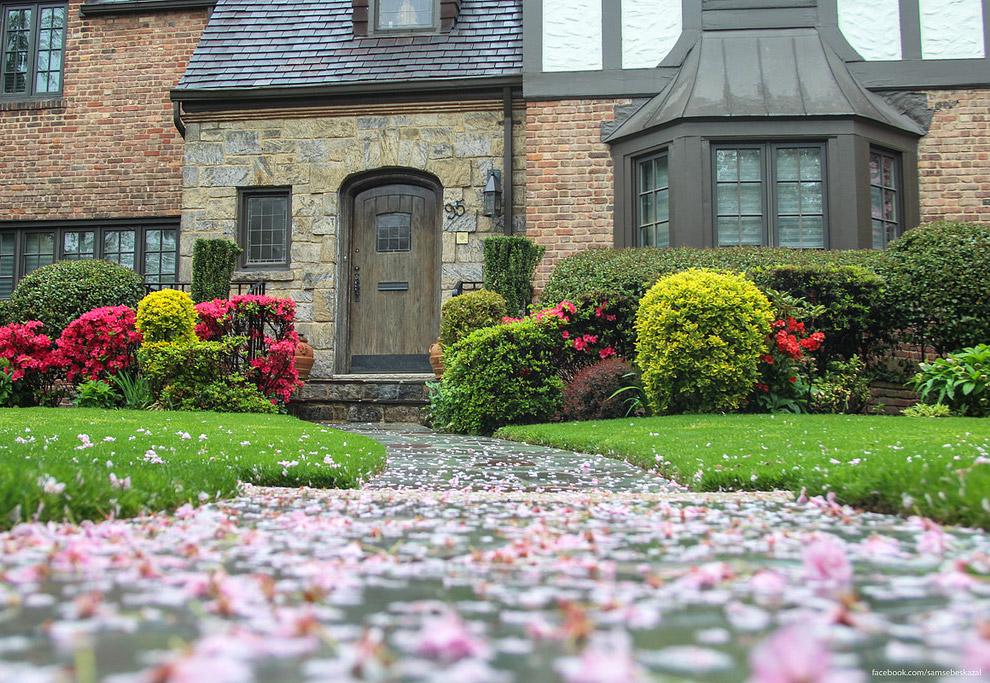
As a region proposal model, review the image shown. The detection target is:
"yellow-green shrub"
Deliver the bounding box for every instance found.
[136,289,198,343]
[635,269,772,414]
[439,289,508,350]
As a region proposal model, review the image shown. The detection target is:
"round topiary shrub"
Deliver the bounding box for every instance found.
[6,260,145,338]
[886,221,990,354]
[439,289,508,350]
[427,318,563,435]
[136,289,198,343]
[635,269,773,414]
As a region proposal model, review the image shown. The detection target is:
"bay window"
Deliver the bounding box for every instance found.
[714,142,826,249]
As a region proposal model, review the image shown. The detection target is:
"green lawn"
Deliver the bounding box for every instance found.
[0,408,386,529]
[497,414,990,529]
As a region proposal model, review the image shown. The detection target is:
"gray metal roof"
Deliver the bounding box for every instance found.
[175,0,521,92]
[605,28,927,141]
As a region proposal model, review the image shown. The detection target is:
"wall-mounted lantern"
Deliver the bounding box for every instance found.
[482,169,502,217]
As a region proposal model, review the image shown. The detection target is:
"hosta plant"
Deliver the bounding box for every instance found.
[910,344,990,417]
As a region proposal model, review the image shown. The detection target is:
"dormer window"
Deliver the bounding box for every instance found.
[376,0,434,31]
[352,0,459,37]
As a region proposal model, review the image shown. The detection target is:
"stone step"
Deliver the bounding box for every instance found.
[288,374,434,423]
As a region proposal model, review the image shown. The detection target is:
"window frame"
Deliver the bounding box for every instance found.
[0,218,179,298]
[0,1,67,101]
[869,147,903,249]
[239,188,292,270]
[634,150,671,247]
[372,0,439,34]
[711,140,829,249]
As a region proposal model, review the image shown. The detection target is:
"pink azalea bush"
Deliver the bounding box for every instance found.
[505,296,631,380]
[57,306,142,383]
[195,294,301,403]
[0,321,65,406]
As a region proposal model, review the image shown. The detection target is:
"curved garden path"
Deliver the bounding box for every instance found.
[1,424,988,682]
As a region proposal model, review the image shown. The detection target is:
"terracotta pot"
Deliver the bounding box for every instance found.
[429,341,444,378]
[294,334,315,382]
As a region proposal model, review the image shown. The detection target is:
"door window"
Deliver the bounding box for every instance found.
[376,212,412,252]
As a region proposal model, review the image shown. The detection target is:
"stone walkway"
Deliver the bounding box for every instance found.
[1,425,988,682]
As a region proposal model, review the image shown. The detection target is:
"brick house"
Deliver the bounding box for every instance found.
[2,0,989,413]
[0,0,212,295]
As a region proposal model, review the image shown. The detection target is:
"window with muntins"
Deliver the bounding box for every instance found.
[870,148,901,249]
[242,190,290,267]
[376,0,434,30]
[714,142,826,248]
[636,153,670,247]
[1,2,66,98]
[0,222,179,298]
[376,213,412,252]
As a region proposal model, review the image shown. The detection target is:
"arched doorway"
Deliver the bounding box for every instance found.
[340,170,441,373]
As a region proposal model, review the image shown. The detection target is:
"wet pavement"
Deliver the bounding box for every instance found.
[0,425,988,682]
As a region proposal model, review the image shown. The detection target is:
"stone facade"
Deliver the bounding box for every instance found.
[0,1,209,220]
[918,89,990,224]
[179,102,525,379]
[524,99,627,292]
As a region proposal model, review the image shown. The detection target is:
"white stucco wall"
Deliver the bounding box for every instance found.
[837,0,902,60]
[621,0,682,69]
[920,0,985,59]
[542,0,603,71]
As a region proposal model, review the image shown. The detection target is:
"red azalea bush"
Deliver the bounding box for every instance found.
[58,306,142,383]
[195,294,301,403]
[0,321,65,406]
[558,357,633,422]
[749,317,825,413]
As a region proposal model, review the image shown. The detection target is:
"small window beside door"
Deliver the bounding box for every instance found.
[240,189,291,268]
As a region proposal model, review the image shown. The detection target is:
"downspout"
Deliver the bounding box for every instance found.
[172,101,186,138]
[502,86,513,235]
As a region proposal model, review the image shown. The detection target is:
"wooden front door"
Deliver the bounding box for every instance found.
[347,182,439,373]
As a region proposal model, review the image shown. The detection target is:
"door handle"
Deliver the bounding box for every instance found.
[353,265,360,301]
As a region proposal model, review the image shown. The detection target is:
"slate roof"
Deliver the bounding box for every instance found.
[175,0,522,93]
[605,28,927,142]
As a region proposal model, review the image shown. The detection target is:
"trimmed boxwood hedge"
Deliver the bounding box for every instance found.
[885,221,990,355]
[191,238,242,304]
[541,247,891,305]
[541,247,893,368]
[483,236,545,317]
